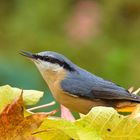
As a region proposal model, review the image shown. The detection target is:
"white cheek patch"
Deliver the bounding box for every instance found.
[35,60,63,72]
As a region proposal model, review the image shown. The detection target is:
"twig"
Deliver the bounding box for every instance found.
[128,87,140,95]
[27,101,55,111]
[128,87,134,93]
[133,88,140,95]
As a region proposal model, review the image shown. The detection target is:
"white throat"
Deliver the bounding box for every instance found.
[34,60,63,72]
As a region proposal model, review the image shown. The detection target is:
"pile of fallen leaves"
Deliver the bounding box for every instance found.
[0,85,140,140]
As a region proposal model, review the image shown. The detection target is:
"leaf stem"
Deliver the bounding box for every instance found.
[27,101,55,111]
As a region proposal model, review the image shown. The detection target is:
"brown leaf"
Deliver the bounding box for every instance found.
[0,94,55,140]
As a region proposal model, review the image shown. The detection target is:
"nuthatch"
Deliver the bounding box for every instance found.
[20,51,140,114]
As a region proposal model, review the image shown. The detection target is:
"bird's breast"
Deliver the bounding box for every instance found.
[41,69,107,114]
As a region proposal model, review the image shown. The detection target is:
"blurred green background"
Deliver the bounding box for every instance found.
[0,0,140,115]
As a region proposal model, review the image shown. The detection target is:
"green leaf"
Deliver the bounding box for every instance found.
[0,85,43,110]
[35,117,79,140]
[35,107,140,140]
[75,107,140,140]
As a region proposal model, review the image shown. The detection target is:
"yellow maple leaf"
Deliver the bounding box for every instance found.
[0,93,55,140]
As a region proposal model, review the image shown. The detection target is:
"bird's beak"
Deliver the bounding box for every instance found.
[19,50,36,60]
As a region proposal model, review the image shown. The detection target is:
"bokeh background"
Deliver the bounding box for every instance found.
[0,0,140,115]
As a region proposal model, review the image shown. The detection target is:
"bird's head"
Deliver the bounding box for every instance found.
[20,51,76,82]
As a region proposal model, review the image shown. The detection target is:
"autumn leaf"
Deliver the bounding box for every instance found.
[75,107,140,140]
[1,85,140,140]
[0,94,55,140]
[134,112,140,122]
[34,117,79,140]
[0,85,44,110]
[34,107,140,140]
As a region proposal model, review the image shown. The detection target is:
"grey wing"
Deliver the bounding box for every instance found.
[61,74,139,102]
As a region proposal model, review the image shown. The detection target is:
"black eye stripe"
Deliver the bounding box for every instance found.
[33,54,43,60]
[34,54,75,71]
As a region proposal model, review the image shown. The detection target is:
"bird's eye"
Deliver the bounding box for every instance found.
[40,56,45,60]
[46,56,51,61]
[43,56,48,61]
[43,56,53,62]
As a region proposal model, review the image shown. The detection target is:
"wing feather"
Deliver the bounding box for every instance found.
[61,73,140,102]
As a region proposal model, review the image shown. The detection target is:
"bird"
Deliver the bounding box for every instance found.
[20,51,140,114]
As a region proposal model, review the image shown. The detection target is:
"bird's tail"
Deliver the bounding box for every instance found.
[116,88,140,113]
[127,93,140,103]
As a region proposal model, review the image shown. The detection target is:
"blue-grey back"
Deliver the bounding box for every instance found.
[61,66,138,100]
